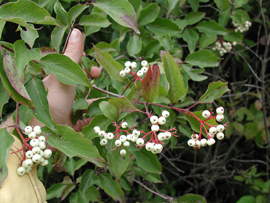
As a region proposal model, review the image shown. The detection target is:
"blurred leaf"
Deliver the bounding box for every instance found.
[138,3,160,26]
[68,4,88,23]
[127,34,142,56]
[146,18,179,36]
[231,9,250,25]
[108,146,129,180]
[223,32,243,43]
[80,169,95,193]
[51,26,68,53]
[46,183,66,200]
[198,81,230,103]
[99,101,119,121]
[185,11,205,25]
[218,9,230,27]
[18,24,39,48]
[94,46,123,82]
[81,115,111,140]
[108,97,137,113]
[94,0,139,34]
[0,0,60,27]
[52,151,67,172]
[54,0,68,26]
[145,173,162,183]
[161,50,187,103]
[214,0,230,11]
[0,20,5,40]
[131,148,162,174]
[0,78,10,116]
[0,128,14,187]
[177,193,207,203]
[127,82,143,105]
[26,78,59,133]
[187,0,199,11]
[85,186,102,202]
[183,28,199,53]
[99,173,126,202]
[141,64,160,103]
[236,196,256,203]
[88,42,115,56]
[166,0,179,15]
[72,99,88,114]
[185,49,220,68]
[234,0,249,9]
[199,33,217,50]
[180,64,207,81]
[196,20,228,35]
[14,40,41,81]
[79,13,111,27]
[40,53,91,87]
[144,40,162,59]
[44,125,106,167]
[61,183,76,201]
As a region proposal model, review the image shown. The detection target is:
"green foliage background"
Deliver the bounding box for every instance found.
[0,0,269,202]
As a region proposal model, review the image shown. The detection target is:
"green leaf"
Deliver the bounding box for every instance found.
[187,0,199,11]
[26,77,59,133]
[61,183,76,201]
[127,82,143,105]
[93,0,139,34]
[18,24,39,48]
[54,0,68,26]
[81,115,111,140]
[84,186,102,202]
[231,9,250,25]
[177,194,207,203]
[108,97,137,113]
[79,13,111,27]
[144,40,162,59]
[0,78,10,116]
[40,53,91,87]
[99,173,126,203]
[141,64,160,103]
[146,18,179,36]
[199,33,217,50]
[234,0,249,9]
[14,40,41,81]
[218,9,230,27]
[94,46,123,82]
[138,3,160,26]
[46,183,66,200]
[0,128,14,187]
[84,26,100,37]
[51,26,68,53]
[183,28,199,53]
[160,50,187,103]
[0,0,60,27]
[198,81,230,103]
[0,52,33,108]
[131,148,162,174]
[44,125,106,167]
[166,0,179,15]
[68,4,88,24]
[108,146,129,180]
[185,49,221,68]
[180,64,207,81]
[236,196,256,203]
[185,11,205,25]
[0,20,5,40]
[127,34,142,56]
[80,169,96,193]
[99,101,119,121]
[196,20,229,35]
[72,99,88,114]
[88,42,115,56]
[145,173,162,183]
[214,0,230,11]
[223,32,243,43]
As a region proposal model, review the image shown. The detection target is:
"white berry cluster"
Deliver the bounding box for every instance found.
[93,110,175,156]
[233,21,252,33]
[17,126,52,176]
[119,60,149,77]
[212,41,237,56]
[187,107,226,149]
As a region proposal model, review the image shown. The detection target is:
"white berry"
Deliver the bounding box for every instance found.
[200,138,207,147]
[141,60,148,67]
[39,142,46,150]
[124,67,131,73]
[22,159,33,168]
[162,110,170,118]
[25,167,32,173]
[33,126,42,134]
[131,62,137,68]
[158,133,165,141]
[132,130,140,137]
[38,136,46,142]
[121,122,128,128]
[115,140,122,147]
[209,127,217,136]
[216,107,224,115]
[32,147,41,155]
[125,61,131,67]
[137,70,143,77]
[107,132,114,140]
[32,154,41,163]
[154,144,163,154]
[207,138,216,146]
[141,67,148,73]
[164,131,171,139]
[145,142,154,151]
[43,149,52,159]
[151,125,159,132]
[216,132,225,140]
[41,159,49,166]
[216,114,225,122]
[30,139,39,147]
[94,126,100,133]
[120,149,126,156]
[158,117,166,125]
[187,139,195,147]
[136,138,144,146]
[25,151,33,159]
[120,70,126,77]
[28,132,36,139]
[24,126,32,135]
[100,139,107,146]
[98,130,105,137]
[120,135,127,142]
[150,116,158,124]
[216,124,225,132]
[126,134,132,140]
[202,110,211,119]
[191,134,199,140]
[123,141,130,147]
[17,167,26,176]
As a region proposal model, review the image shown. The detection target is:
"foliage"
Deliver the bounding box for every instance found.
[0,0,269,202]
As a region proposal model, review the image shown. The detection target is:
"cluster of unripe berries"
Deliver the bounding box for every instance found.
[16,126,52,176]
[212,41,237,56]
[233,21,252,33]
[93,110,173,155]
[187,107,226,149]
[119,60,149,78]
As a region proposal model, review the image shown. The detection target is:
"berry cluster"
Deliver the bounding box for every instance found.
[212,41,237,56]
[93,110,177,156]
[233,21,252,33]
[16,126,52,176]
[119,60,149,78]
[187,107,227,149]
